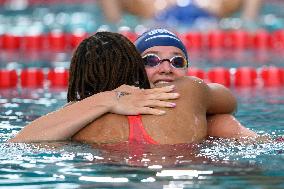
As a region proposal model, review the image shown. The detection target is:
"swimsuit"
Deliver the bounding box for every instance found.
[127,115,158,144]
[154,2,217,28]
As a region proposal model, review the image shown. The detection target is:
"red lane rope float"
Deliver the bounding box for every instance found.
[181,32,203,50]
[187,67,206,79]
[227,30,252,49]
[47,31,69,51]
[0,70,18,88]
[4,0,95,6]
[260,66,284,87]
[2,30,284,51]
[234,67,258,87]
[207,67,231,87]
[20,68,44,87]
[207,30,227,49]
[271,29,284,50]
[0,67,283,88]
[70,32,89,49]
[120,31,138,43]
[2,34,22,50]
[22,34,45,51]
[252,30,272,50]
[47,68,69,87]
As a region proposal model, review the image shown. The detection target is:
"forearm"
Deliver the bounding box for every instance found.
[207,114,258,139]
[98,0,122,23]
[242,0,262,21]
[8,85,179,143]
[120,0,156,19]
[8,92,113,143]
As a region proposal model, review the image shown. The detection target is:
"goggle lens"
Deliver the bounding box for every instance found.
[143,54,161,67]
[171,56,187,68]
[142,54,187,69]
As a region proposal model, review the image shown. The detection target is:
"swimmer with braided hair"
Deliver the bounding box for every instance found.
[9,32,179,143]
[67,32,151,101]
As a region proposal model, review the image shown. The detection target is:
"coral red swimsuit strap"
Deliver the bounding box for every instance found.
[128,115,158,144]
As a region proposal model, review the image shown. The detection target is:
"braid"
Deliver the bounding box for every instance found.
[67,32,150,102]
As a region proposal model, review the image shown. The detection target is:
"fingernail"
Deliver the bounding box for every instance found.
[158,110,166,115]
[169,103,176,107]
[173,93,179,97]
[167,85,175,89]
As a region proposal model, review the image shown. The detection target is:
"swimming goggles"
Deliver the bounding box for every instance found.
[142,54,188,69]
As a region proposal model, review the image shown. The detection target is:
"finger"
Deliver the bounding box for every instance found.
[115,85,140,93]
[143,99,176,108]
[139,107,166,115]
[143,85,176,94]
[146,92,180,100]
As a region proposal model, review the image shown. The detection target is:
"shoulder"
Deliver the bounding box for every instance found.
[63,101,76,108]
[174,76,204,84]
[153,76,209,97]
[172,76,209,93]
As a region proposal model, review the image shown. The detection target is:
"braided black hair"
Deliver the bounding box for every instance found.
[67,32,150,102]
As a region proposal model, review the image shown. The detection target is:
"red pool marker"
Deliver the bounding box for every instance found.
[47,68,69,87]
[22,34,45,51]
[207,30,226,49]
[2,34,22,50]
[120,31,138,43]
[282,68,284,84]
[252,30,272,50]
[182,32,203,49]
[227,30,251,49]
[271,29,284,50]
[20,69,44,87]
[234,67,257,87]
[260,67,283,87]
[0,34,3,49]
[70,31,88,49]
[0,70,18,88]
[47,31,68,51]
[207,67,231,87]
[187,67,205,79]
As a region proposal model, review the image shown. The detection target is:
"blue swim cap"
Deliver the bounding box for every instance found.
[135,28,188,62]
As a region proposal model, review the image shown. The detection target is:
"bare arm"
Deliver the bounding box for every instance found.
[207,114,258,139]
[206,83,237,115]
[8,91,116,142]
[119,0,156,19]
[97,0,156,23]
[241,0,262,22]
[8,85,179,143]
[206,83,258,139]
[97,0,123,23]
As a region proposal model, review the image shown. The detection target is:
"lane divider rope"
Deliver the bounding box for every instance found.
[0,67,283,88]
[1,30,284,51]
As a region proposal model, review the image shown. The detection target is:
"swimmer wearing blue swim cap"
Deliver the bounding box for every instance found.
[135,28,188,63]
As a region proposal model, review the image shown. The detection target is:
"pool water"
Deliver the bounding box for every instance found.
[0,0,284,188]
[0,86,283,188]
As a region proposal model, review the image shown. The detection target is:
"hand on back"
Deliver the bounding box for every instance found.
[109,84,179,115]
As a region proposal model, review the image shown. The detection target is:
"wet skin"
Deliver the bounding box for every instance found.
[72,77,209,144]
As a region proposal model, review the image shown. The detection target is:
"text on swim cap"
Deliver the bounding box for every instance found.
[148,29,176,36]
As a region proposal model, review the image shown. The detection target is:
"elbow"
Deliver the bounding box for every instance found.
[228,95,238,114]
[207,83,238,114]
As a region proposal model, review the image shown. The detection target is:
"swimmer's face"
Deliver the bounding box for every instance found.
[141,46,188,86]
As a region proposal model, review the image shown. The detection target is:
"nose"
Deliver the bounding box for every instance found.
[158,60,172,74]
